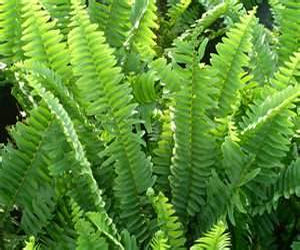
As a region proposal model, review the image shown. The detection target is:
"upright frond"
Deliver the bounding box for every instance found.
[20,0,71,80]
[209,10,256,117]
[68,0,154,241]
[0,0,24,63]
[148,189,186,249]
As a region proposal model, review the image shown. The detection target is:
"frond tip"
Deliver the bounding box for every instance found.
[191,221,231,250]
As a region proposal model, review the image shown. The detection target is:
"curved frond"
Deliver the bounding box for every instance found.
[167,0,192,27]
[151,231,170,250]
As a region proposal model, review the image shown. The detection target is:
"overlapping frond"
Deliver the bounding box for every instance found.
[167,0,192,26]
[148,189,186,249]
[209,10,256,117]
[151,231,170,250]
[68,0,154,241]
[20,0,71,80]
[0,0,24,63]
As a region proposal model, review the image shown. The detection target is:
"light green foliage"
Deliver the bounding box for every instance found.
[0,0,300,249]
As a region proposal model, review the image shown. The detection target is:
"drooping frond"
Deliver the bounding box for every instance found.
[0,0,24,63]
[68,0,154,241]
[151,231,170,250]
[209,10,256,117]
[20,0,72,80]
[126,0,159,60]
[0,105,56,235]
[191,221,231,250]
[271,50,300,90]
[276,0,300,66]
[39,0,72,39]
[170,41,217,219]
[148,189,186,249]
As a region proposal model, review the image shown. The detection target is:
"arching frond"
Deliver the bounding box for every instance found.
[151,231,170,250]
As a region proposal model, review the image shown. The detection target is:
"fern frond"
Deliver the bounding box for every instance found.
[151,231,170,250]
[239,86,300,204]
[39,0,72,39]
[153,110,173,194]
[20,0,71,80]
[75,219,109,250]
[276,0,300,66]
[209,10,256,117]
[23,236,39,250]
[170,46,217,218]
[191,221,231,250]
[249,24,276,85]
[271,50,300,90]
[87,0,111,31]
[0,0,24,63]
[68,0,154,241]
[167,0,192,27]
[104,0,132,48]
[126,0,159,60]
[148,189,186,249]
[0,105,56,235]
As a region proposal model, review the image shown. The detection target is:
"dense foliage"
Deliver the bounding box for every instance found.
[0,0,299,249]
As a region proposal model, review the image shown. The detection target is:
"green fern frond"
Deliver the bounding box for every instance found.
[191,221,231,250]
[209,10,256,117]
[39,0,72,39]
[105,0,132,48]
[153,110,173,194]
[276,0,300,66]
[126,0,159,60]
[20,0,72,80]
[151,231,171,250]
[170,44,217,218]
[0,0,24,63]
[148,189,186,249]
[0,104,56,234]
[75,219,109,250]
[167,0,192,27]
[68,0,154,241]
[249,24,276,85]
[87,0,111,31]
[23,236,39,250]
[271,50,300,90]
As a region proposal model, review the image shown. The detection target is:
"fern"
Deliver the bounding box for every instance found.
[151,231,171,250]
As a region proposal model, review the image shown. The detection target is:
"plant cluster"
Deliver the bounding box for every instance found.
[0,0,299,249]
